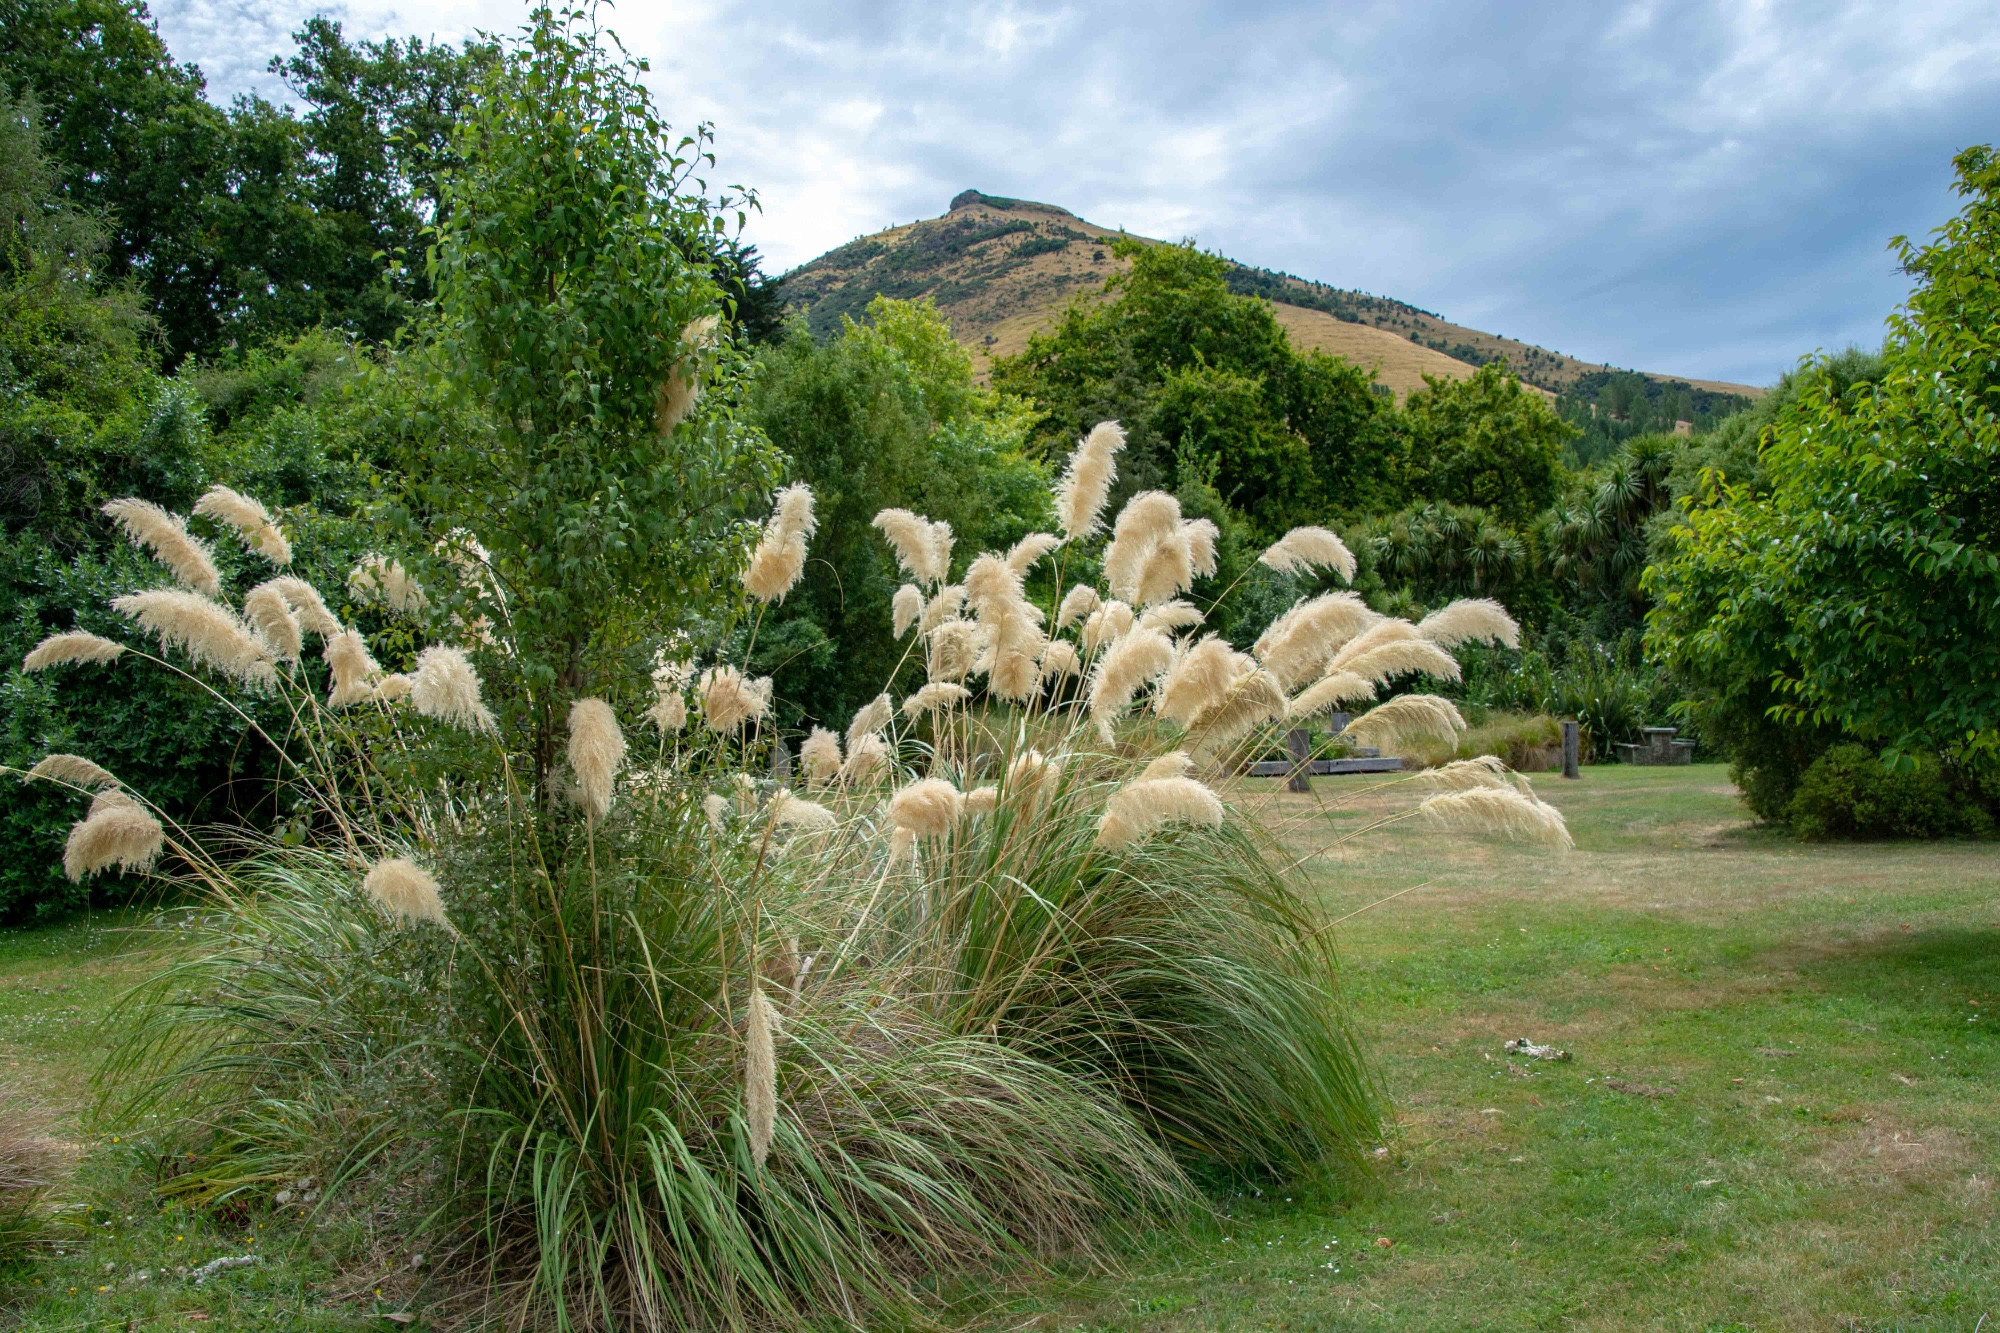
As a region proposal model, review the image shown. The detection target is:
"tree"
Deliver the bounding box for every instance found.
[385,6,775,786]
[1399,360,1572,524]
[1648,144,2000,784]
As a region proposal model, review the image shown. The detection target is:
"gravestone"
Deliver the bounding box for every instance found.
[769,737,792,783]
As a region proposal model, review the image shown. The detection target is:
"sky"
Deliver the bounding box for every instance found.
[151,0,2000,388]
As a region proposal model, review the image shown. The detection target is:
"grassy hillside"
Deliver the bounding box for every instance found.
[778,190,1763,406]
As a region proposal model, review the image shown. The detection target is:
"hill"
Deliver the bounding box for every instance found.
[777,190,1762,413]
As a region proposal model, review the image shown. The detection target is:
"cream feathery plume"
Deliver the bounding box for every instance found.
[1328,618,1420,671]
[1418,598,1522,650]
[269,577,340,639]
[62,788,162,882]
[1138,750,1194,782]
[1006,748,1060,791]
[700,666,769,735]
[647,690,687,733]
[966,554,1046,703]
[963,553,1026,615]
[1138,600,1204,634]
[1132,525,1195,608]
[1287,671,1376,718]
[886,824,917,867]
[112,589,277,691]
[903,681,972,718]
[1418,754,1530,793]
[193,485,291,565]
[1053,420,1125,539]
[410,645,497,733]
[656,314,722,435]
[1101,491,1182,604]
[1055,583,1101,631]
[1005,532,1062,576]
[1185,518,1220,579]
[1079,600,1134,654]
[242,582,303,662]
[567,698,626,826]
[1342,693,1466,754]
[375,673,413,702]
[919,584,965,633]
[742,482,817,604]
[926,619,981,683]
[846,692,893,749]
[1253,592,1377,690]
[768,788,837,832]
[963,784,999,816]
[800,727,843,789]
[840,732,892,786]
[892,584,924,639]
[363,856,451,927]
[349,554,429,615]
[928,520,955,584]
[1156,636,1246,725]
[888,777,963,838]
[325,629,381,706]
[1259,526,1356,582]
[23,632,124,671]
[872,509,947,585]
[703,793,730,831]
[1038,639,1081,679]
[101,498,220,596]
[1417,786,1573,850]
[25,753,119,789]
[1186,668,1286,760]
[1095,775,1224,849]
[1087,625,1174,741]
[1339,638,1463,686]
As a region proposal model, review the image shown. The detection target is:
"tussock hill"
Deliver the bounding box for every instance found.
[779,190,1762,405]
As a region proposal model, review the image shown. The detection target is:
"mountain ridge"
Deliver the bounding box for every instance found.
[777,190,1763,409]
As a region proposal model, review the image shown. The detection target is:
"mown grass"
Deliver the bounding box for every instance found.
[3,764,1996,1330]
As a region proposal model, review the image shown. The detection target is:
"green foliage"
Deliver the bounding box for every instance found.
[746,298,1050,724]
[1543,432,1675,612]
[1786,743,1991,841]
[1556,369,1751,468]
[1399,361,1572,524]
[1648,144,2000,788]
[1359,501,1533,604]
[388,6,776,779]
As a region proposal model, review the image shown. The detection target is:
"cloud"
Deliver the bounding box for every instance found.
[151,0,2000,384]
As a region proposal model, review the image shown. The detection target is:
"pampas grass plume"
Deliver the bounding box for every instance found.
[1338,638,1463,686]
[363,857,450,927]
[1055,583,1101,631]
[903,682,971,718]
[349,555,429,615]
[963,785,999,816]
[26,753,119,790]
[647,690,687,733]
[873,509,947,584]
[800,727,843,789]
[1343,693,1465,753]
[700,666,769,735]
[1088,625,1174,740]
[1329,618,1419,671]
[1259,526,1356,582]
[22,632,125,671]
[1080,600,1134,654]
[1186,668,1286,760]
[1286,671,1376,718]
[1138,750,1194,782]
[744,984,781,1168]
[1096,776,1223,848]
[892,585,923,639]
[112,589,277,691]
[926,620,981,682]
[704,793,730,831]
[1133,527,1194,607]
[840,732,891,786]
[1139,600,1204,634]
[889,777,962,838]
[62,788,162,881]
[768,789,836,832]
[1102,491,1181,603]
[1185,518,1220,578]
[886,824,916,868]
[846,692,892,748]
[271,577,341,638]
[242,582,303,662]
[1005,532,1062,576]
[325,629,381,706]
[1418,598,1521,650]
[1419,755,1528,793]
[1054,421,1125,539]
[1417,786,1572,849]
[375,673,413,702]
[567,698,626,826]
[411,645,496,733]
[1038,639,1080,679]
[1156,636,1243,725]
[743,483,816,604]
[102,498,220,595]
[193,485,290,565]
[1253,592,1376,690]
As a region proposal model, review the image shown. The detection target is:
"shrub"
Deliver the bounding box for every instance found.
[1786,745,1993,841]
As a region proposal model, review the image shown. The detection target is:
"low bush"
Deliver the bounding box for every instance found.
[1786,744,1994,841]
[0,1096,55,1263]
[1406,711,1561,772]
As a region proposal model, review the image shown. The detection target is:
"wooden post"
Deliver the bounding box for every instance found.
[1561,720,1580,780]
[769,736,792,784]
[1327,710,1351,736]
[1285,728,1313,793]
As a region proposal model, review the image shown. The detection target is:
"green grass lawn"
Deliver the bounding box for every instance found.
[3,764,1996,1330]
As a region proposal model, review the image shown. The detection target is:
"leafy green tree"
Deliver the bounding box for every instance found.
[1542,433,1674,613]
[747,298,1051,724]
[1648,144,2000,789]
[1399,360,1572,524]
[384,6,774,786]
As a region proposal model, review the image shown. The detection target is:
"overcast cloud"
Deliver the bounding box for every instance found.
[152,0,2000,386]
